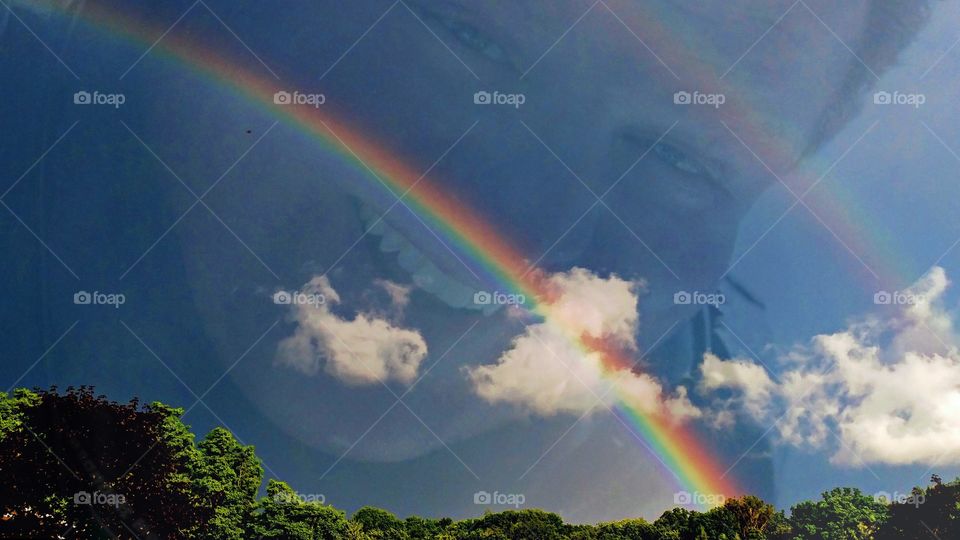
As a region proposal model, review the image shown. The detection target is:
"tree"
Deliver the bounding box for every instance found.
[8,386,959,540]
[194,427,264,539]
[0,386,212,538]
[445,509,568,540]
[788,487,888,540]
[404,515,451,539]
[252,479,351,539]
[719,496,780,540]
[590,518,659,539]
[654,507,710,540]
[352,506,408,539]
[876,475,960,540]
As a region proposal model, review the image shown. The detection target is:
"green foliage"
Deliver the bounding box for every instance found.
[654,507,718,540]
[353,506,408,539]
[650,497,783,540]
[788,487,889,540]
[445,509,568,539]
[404,515,452,539]
[4,387,960,540]
[252,480,351,539]
[590,518,659,539]
[0,388,39,437]
[720,496,779,540]
[193,427,265,539]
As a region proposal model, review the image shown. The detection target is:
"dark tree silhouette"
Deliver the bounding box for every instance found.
[0,387,210,538]
[877,475,960,540]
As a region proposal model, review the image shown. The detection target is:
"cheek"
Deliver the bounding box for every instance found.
[599,171,742,284]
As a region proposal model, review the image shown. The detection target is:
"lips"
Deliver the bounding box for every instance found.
[359,203,498,313]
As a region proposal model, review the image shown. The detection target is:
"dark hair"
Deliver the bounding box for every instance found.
[803,0,933,157]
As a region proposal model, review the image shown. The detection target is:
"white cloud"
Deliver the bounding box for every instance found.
[468,268,699,420]
[375,279,411,312]
[542,267,640,347]
[701,267,960,466]
[700,352,775,419]
[275,276,427,386]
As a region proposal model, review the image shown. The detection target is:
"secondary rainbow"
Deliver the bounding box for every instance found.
[594,5,911,287]
[40,0,748,502]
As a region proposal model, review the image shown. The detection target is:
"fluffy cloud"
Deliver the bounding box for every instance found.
[468,268,699,420]
[700,352,775,420]
[375,279,412,312]
[702,267,960,466]
[275,276,427,386]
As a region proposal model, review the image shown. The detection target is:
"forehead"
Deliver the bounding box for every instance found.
[435,0,869,173]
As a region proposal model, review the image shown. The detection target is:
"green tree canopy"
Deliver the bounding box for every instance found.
[252,480,351,540]
[5,386,959,540]
[788,487,889,540]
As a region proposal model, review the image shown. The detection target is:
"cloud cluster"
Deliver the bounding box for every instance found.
[275,276,427,386]
[702,267,960,466]
[468,268,699,420]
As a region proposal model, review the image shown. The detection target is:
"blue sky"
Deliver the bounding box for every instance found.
[2,0,960,523]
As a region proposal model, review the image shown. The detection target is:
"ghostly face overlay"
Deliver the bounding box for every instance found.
[328,0,872,342]
[166,0,881,461]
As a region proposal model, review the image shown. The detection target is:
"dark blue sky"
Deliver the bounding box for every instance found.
[2,0,960,523]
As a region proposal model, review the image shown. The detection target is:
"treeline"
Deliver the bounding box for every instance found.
[0,387,956,539]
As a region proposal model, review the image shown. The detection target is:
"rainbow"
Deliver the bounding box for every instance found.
[596,4,911,287]
[23,0,885,505]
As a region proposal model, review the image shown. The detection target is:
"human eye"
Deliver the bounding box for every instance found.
[622,133,733,208]
[652,141,708,176]
[439,15,507,62]
[408,3,514,68]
